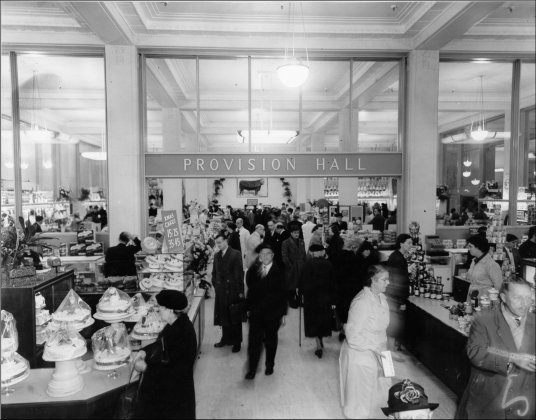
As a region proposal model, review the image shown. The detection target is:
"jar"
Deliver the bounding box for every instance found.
[464,302,473,314]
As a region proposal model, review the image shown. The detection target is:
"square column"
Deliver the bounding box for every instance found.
[403,50,439,236]
[105,45,143,241]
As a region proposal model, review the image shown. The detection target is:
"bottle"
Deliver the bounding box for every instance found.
[430,279,437,299]
[414,279,420,297]
[409,280,414,296]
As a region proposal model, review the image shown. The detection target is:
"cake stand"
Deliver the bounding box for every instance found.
[92,310,133,379]
[1,354,30,396]
[43,346,87,397]
[49,317,95,375]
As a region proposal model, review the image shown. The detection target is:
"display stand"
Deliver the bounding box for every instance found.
[44,359,84,398]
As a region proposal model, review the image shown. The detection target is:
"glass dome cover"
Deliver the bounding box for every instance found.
[92,323,131,368]
[52,289,91,329]
[133,306,166,338]
[43,323,87,362]
[1,310,19,360]
[97,287,132,314]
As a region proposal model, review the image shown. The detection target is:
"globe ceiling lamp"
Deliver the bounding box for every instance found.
[81,131,107,161]
[463,159,472,167]
[462,171,471,178]
[470,75,488,141]
[471,178,480,186]
[277,2,309,88]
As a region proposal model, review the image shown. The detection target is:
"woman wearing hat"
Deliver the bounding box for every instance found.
[339,265,391,419]
[465,234,503,302]
[299,243,336,358]
[134,290,197,419]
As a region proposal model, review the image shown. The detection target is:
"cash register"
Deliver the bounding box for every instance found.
[425,235,450,262]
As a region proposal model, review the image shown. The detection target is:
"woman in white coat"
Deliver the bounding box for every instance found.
[339,264,391,419]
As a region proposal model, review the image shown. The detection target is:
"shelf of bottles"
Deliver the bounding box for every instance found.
[486,205,507,264]
[357,177,391,198]
[324,177,339,200]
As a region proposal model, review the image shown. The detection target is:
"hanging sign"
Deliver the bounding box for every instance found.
[145,153,403,178]
[161,210,184,252]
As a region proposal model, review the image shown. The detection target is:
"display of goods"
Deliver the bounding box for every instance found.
[124,293,149,322]
[92,323,131,369]
[47,257,62,268]
[43,324,86,361]
[144,253,184,271]
[1,310,19,359]
[51,289,92,330]
[1,352,30,384]
[96,287,132,315]
[132,307,166,339]
[142,236,160,253]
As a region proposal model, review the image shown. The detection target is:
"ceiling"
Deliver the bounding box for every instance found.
[1,1,535,153]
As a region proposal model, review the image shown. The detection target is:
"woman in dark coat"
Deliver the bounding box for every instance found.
[298,244,336,359]
[334,236,362,342]
[386,233,413,351]
[226,221,241,253]
[356,240,380,285]
[326,224,344,263]
[135,290,197,419]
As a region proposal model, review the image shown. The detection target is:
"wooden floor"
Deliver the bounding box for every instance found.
[194,296,458,419]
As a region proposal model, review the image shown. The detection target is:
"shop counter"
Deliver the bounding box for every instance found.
[405,296,470,398]
[1,295,205,419]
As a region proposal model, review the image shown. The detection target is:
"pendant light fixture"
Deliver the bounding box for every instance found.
[81,130,107,161]
[463,159,472,167]
[471,178,480,186]
[470,75,488,141]
[462,171,471,178]
[277,2,309,88]
[24,71,54,143]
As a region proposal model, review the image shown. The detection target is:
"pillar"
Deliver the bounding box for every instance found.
[105,45,143,241]
[339,109,359,152]
[162,108,182,151]
[403,50,439,236]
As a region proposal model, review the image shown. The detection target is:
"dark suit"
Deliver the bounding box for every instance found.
[335,220,348,232]
[505,248,522,275]
[456,307,535,419]
[386,249,410,340]
[245,262,287,372]
[136,313,197,419]
[27,222,42,238]
[212,247,244,344]
[103,238,141,277]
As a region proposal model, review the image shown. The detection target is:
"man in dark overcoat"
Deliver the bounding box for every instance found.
[456,277,535,419]
[212,230,244,352]
[245,243,287,379]
[281,224,307,307]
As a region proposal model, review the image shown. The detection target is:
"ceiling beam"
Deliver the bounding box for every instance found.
[414,1,505,50]
[69,1,133,45]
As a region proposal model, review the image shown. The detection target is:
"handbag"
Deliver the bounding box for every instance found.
[331,307,342,332]
[114,364,144,420]
[229,299,247,324]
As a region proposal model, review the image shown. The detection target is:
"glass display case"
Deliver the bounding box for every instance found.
[0,271,74,368]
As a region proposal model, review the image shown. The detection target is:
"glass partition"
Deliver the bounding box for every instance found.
[11,54,107,231]
[438,62,513,226]
[518,63,535,225]
[1,54,15,214]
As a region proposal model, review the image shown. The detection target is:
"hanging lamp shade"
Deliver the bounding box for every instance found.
[462,171,471,178]
[277,60,309,88]
[81,151,107,161]
[470,75,488,141]
[471,178,480,186]
[463,160,472,167]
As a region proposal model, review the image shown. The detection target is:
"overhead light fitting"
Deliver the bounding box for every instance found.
[277,2,309,88]
[471,179,480,186]
[81,131,107,161]
[20,161,29,170]
[4,160,14,169]
[463,160,472,167]
[470,75,488,141]
[43,160,53,169]
[24,70,54,144]
[463,171,471,178]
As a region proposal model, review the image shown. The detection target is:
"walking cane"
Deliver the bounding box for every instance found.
[298,293,302,347]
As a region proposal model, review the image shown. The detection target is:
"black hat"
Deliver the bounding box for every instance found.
[335,212,343,217]
[506,234,518,243]
[467,234,490,254]
[289,222,301,232]
[309,244,325,252]
[156,290,188,311]
[381,379,439,416]
[255,243,274,254]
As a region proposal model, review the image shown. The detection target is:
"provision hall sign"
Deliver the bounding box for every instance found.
[145,153,402,178]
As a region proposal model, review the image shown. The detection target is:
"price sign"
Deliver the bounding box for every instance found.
[162,210,185,252]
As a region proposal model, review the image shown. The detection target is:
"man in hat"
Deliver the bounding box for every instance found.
[246,224,265,269]
[382,379,439,419]
[519,226,536,259]
[334,212,348,232]
[282,223,307,308]
[245,243,287,379]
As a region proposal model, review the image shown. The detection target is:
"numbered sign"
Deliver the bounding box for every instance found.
[162,210,185,252]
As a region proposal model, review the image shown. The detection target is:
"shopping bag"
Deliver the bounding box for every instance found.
[229,299,247,324]
[114,366,143,420]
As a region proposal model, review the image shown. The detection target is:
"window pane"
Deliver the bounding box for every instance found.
[146,58,197,153]
[519,63,535,226]
[250,58,299,153]
[16,54,107,230]
[199,58,248,153]
[1,54,15,213]
[438,62,512,226]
